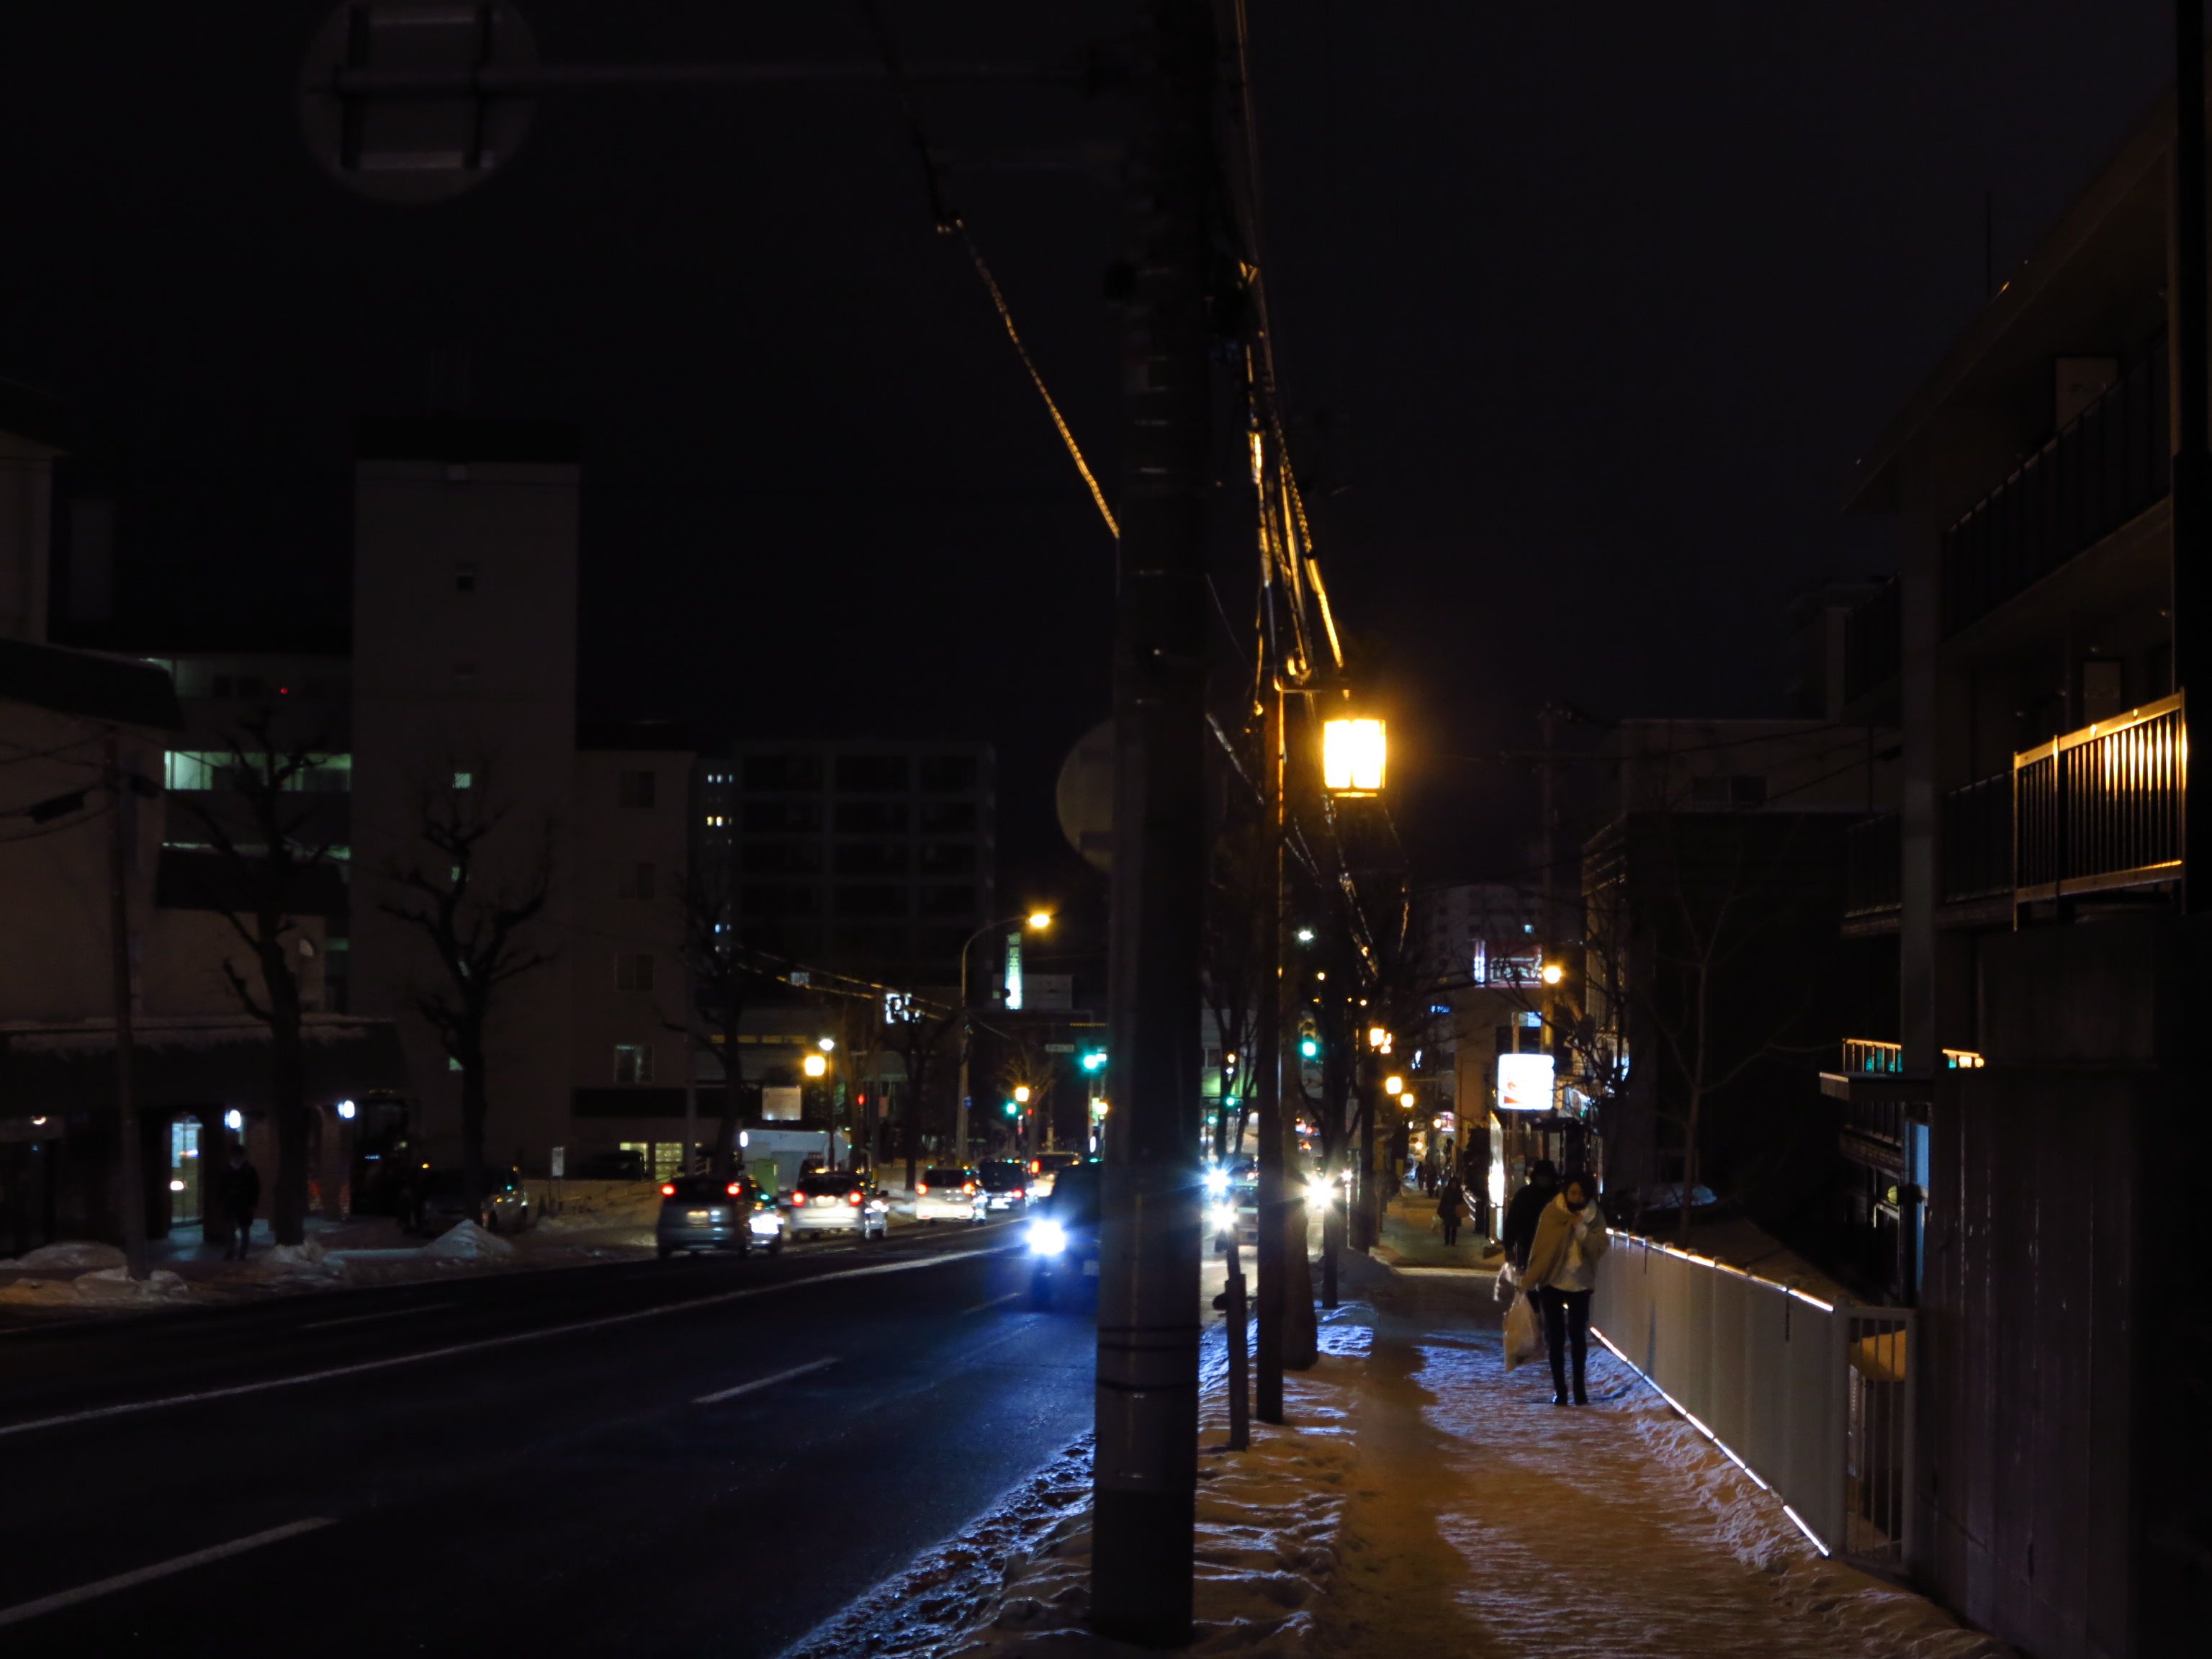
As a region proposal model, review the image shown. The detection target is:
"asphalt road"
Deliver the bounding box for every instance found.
[0,1220,1095,1658]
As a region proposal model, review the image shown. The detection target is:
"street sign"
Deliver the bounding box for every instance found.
[1043,1042,1076,1054]
[300,2,539,204]
[549,1145,565,1178]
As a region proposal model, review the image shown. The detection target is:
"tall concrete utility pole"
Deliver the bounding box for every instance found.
[1254,685,1287,1424]
[105,736,148,1281]
[1089,0,1212,1644]
[2174,0,2210,909]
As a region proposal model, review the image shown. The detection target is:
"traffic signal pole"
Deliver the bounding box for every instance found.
[1090,0,1212,1645]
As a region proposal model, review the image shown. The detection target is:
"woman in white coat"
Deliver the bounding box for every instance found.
[1522,1172,1609,1405]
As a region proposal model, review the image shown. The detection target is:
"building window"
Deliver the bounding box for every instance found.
[452,770,473,791]
[454,664,476,690]
[613,1044,653,1084]
[618,770,657,809]
[449,1056,463,1072]
[919,801,977,834]
[835,753,908,792]
[919,754,979,792]
[615,953,655,992]
[835,799,908,834]
[455,564,476,594]
[743,753,824,791]
[617,862,657,900]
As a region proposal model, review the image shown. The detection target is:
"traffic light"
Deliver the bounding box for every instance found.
[1004,1100,1019,1118]
[1298,1035,1320,1060]
[1081,1048,1108,1073]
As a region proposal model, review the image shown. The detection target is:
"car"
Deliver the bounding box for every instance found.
[976,1159,1030,1211]
[413,1166,533,1234]
[1027,1151,1083,1198]
[655,1174,781,1259]
[783,1172,891,1241]
[1204,1164,1259,1250]
[913,1166,987,1225]
[1027,1162,1102,1307]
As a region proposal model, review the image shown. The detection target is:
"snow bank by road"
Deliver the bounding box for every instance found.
[422,1220,517,1261]
[0,1241,127,1273]
[0,1266,194,1306]
[783,1308,1372,1659]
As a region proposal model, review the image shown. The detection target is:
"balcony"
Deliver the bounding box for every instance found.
[2013,692,2184,906]
[1940,773,2012,905]
[1941,341,2169,638]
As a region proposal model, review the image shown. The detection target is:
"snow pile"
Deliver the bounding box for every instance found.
[1407,1316,2010,1658]
[0,1241,128,1273]
[0,1277,83,1308]
[69,1267,196,1305]
[423,1220,518,1261]
[534,1179,661,1232]
[784,1307,1372,1659]
[240,1241,349,1282]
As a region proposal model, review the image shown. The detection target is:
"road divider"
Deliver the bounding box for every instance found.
[0,1245,1017,1442]
[0,1517,333,1629]
[693,1357,837,1406]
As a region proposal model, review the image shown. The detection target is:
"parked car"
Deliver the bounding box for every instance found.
[784,1172,891,1241]
[413,1166,533,1234]
[1027,1151,1083,1198]
[656,1174,779,1259]
[976,1159,1030,1212]
[913,1166,987,1225]
[1028,1162,1102,1308]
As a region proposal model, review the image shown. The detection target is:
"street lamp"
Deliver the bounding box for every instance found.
[1321,716,1387,796]
[1540,963,1565,986]
[1384,1074,1404,1097]
[802,1051,828,1079]
[956,909,1055,1164]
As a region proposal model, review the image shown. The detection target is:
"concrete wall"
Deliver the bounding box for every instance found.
[349,454,578,1169]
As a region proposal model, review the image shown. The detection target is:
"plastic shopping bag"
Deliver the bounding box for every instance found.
[1503,1288,1542,1372]
[1494,1259,1519,1303]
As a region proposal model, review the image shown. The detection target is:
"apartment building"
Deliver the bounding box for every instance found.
[1835,74,2209,1657]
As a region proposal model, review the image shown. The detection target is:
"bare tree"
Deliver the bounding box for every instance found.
[181,711,341,1246]
[673,860,755,1176]
[878,989,954,1192]
[379,773,555,1214]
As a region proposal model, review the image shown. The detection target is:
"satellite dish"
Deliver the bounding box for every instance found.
[1056,719,1114,875]
[300,3,538,204]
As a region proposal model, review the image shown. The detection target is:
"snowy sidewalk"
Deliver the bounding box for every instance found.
[1319,1269,2006,1659]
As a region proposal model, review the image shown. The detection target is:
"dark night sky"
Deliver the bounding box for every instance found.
[0,4,2177,907]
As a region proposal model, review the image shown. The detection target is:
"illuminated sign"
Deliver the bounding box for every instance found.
[1496,1052,1555,1112]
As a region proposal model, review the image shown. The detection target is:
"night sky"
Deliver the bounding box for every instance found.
[0,3,2176,905]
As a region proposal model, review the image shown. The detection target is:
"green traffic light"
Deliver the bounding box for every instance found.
[1299,1037,1320,1059]
[1004,1101,1019,1117]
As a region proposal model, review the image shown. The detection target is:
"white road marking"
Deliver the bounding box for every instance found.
[296,1302,454,1331]
[0,1518,333,1629]
[0,1247,1014,1442]
[693,1357,837,1406]
[961,1292,1022,1315]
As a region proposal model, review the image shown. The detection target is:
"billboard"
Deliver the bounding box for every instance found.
[1496,1051,1555,1112]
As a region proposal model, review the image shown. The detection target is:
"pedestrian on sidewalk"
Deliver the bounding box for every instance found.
[1437,1173,1467,1246]
[220,1143,261,1261]
[1500,1158,1557,1272]
[1524,1172,1609,1406]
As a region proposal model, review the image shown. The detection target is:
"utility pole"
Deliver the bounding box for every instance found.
[1090,0,1211,1642]
[104,736,148,1282]
[1254,684,1287,1424]
[2175,0,2210,909]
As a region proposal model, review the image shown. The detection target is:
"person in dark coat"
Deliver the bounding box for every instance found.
[1436,1174,1467,1246]
[1501,1158,1559,1272]
[220,1143,261,1260]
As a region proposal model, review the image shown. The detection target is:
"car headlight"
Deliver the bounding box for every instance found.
[1208,1203,1237,1233]
[1304,1175,1334,1208]
[1202,1168,1230,1198]
[1028,1218,1068,1255]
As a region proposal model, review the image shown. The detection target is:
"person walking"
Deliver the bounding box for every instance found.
[1500,1158,1559,1272]
[220,1143,261,1261]
[1437,1172,1467,1246]
[1524,1172,1609,1405]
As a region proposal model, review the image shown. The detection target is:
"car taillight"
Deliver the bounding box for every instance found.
[916,1182,928,1195]
[847,1192,862,1206]
[1029,1160,1040,1174]
[1012,1188,1025,1200]
[726,1182,742,1197]
[660,1183,676,1197]
[963,1182,975,1194]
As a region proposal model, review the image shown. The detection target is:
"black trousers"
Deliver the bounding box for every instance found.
[1539,1287,1591,1398]
[1440,1213,1460,1244]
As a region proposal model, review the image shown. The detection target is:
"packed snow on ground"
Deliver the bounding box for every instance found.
[0,1240,128,1273]
[783,1308,1371,1659]
[67,1267,195,1305]
[533,1179,661,1233]
[238,1241,349,1282]
[1410,1326,2010,1659]
[422,1219,518,1261]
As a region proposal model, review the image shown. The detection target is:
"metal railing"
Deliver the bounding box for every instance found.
[2013,691,2185,904]
[1590,1233,1914,1565]
[1941,772,2012,903]
[1942,339,2170,637]
[1843,812,1900,917]
[1842,1037,1903,1074]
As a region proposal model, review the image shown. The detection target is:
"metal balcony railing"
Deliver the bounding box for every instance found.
[1843,579,1899,706]
[1940,773,2013,903]
[1843,812,1901,917]
[1840,1038,1982,1076]
[2014,692,2185,905]
[1942,340,2170,637]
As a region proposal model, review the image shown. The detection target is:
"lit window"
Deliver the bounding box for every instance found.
[448,1056,462,1072]
[453,770,472,790]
